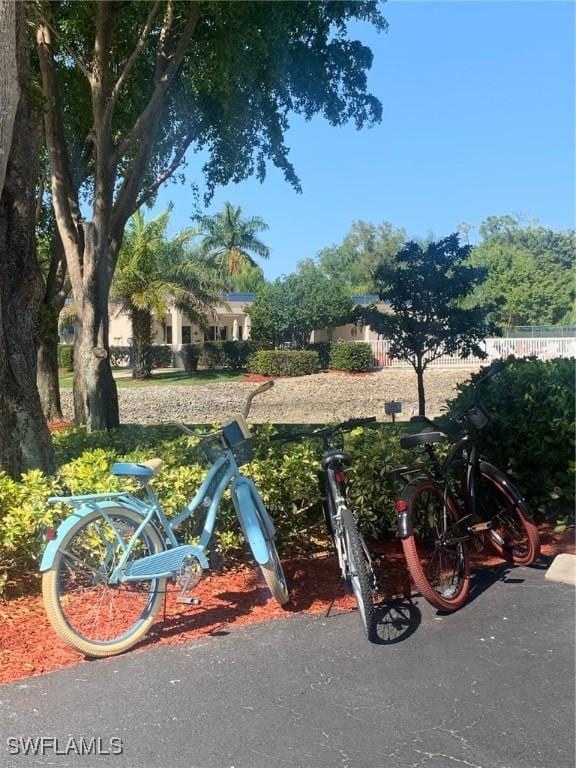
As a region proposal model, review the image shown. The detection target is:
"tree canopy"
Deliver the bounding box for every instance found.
[195,202,270,280]
[112,208,222,377]
[316,220,406,294]
[248,263,354,349]
[468,216,575,328]
[32,0,388,429]
[361,235,491,414]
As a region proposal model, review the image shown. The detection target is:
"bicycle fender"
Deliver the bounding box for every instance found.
[478,461,534,520]
[232,479,270,565]
[40,501,148,572]
[397,477,428,539]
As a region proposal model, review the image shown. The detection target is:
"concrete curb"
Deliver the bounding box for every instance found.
[545,553,576,585]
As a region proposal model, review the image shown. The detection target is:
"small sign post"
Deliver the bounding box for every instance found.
[384,400,402,423]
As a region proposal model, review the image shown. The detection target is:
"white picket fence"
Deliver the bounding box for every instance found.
[367,337,576,369]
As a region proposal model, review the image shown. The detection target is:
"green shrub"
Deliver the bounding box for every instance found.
[180,343,200,371]
[150,345,173,369]
[308,342,332,370]
[109,345,172,369]
[57,344,74,371]
[198,340,261,370]
[0,421,413,597]
[445,357,576,525]
[330,341,373,372]
[248,349,320,377]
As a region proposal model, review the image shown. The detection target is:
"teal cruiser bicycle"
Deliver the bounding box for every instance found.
[41,382,289,657]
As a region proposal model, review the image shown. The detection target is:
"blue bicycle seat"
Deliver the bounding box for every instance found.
[112,459,164,478]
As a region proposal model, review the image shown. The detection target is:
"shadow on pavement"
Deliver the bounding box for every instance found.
[372,597,421,645]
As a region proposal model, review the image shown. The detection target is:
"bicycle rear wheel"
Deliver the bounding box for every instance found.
[476,463,540,565]
[340,507,377,641]
[42,507,166,657]
[401,479,470,611]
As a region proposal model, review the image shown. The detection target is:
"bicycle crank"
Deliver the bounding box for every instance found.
[176,554,204,605]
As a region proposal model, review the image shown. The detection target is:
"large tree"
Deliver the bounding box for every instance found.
[0,1,54,476]
[195,201,270,281]
[361,235,491,415]
[111,208,222,378]
[468,215,575,328]
[317,220,406,294]
[32,1,387,431]
[248,263,353,349]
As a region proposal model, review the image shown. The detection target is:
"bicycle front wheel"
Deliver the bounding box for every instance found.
[340,507,377,641]
[401,479,470,611]
[476,463,540,566]
[260,537,290,606]
[42,507,166,657]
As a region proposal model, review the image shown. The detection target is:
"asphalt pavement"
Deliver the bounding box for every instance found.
[0,559,574,768]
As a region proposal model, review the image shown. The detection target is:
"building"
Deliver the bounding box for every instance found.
[108,293,254,348]
[103,293,387,366]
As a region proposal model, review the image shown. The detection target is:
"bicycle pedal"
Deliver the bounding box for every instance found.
[176,597,202,606]
[468,521,492,533]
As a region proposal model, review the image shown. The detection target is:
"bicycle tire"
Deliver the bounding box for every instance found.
[401,478,470,611]
[260,538,290,606]
[42,507,166,657]
[476,462,540,565]
[340,507,377,641]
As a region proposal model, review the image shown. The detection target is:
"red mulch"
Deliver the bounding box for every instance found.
[48,421,74,432]
[243,373,274,382]
[0,524,573,685]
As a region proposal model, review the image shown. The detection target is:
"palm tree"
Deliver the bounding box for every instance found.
[195,202,270,280]
[112,208,223,379]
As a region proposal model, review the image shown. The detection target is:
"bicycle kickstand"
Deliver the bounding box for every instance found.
[325,577,346,618]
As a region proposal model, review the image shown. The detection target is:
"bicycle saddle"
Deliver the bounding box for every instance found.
[321,449,351,468]
[400,432,447,450]
[112,458,164,477]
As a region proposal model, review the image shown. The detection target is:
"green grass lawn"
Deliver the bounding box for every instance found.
[58,368,245,388]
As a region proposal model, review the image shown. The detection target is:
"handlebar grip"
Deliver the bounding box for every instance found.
[345,417,377,428]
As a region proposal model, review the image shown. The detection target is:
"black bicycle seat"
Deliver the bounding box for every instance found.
[321,449,351,468]
[400,431,447,450]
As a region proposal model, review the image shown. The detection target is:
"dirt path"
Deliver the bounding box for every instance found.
[61,367,479,424]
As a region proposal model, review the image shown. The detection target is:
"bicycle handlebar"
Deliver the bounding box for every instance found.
[168,381,275,439]
[243,380,274,418]
[273,416,377,444]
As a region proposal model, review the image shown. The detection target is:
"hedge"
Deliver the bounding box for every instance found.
[198,340,256,370]
[180,344,200,371]
[330,342,373,372]
[0,422,407,598]
[248,349,320,377]
[57,344,73,372]
[445,356,575,526]
[307,342,332,370]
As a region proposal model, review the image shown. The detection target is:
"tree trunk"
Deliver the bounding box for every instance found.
[0,3,54,477]
[37,325,64,422]
[37,232,70,422]
[416,361,426,416]
[72,223,119,430]
[131,307,153,379]
[0,0,18,195]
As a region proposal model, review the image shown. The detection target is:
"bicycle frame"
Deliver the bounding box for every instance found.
[320,462,349,573]
[41,447,276,580]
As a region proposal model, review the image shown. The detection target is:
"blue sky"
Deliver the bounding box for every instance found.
[153,0,575,280]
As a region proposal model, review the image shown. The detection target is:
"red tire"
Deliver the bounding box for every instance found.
[401,479,470,612]
[476,463,540,566]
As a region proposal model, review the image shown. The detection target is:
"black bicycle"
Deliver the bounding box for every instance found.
[275,418,379,641]
[390,361,540,612]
